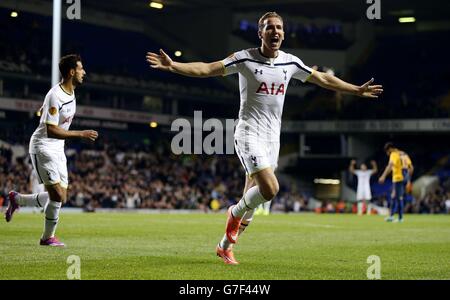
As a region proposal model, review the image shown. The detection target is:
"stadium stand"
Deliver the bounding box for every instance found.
[0,8,237,118]
[2,9,450,120]
[0,136,311,212]
[1,6,449,215]
[1,133,448,214]
[234,19,352,50]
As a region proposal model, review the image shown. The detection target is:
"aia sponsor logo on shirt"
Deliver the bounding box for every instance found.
[256,82,285,95]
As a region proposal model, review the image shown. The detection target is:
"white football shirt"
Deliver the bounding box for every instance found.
[222,48,312,142]
[29,84,76,154]
[354,170,373,200]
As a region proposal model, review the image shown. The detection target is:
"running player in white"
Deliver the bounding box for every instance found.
[349,159,377,215]
[146,12,383,264]
[5,54,98,247]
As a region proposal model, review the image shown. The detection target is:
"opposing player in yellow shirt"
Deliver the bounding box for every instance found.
[379,142,405,222]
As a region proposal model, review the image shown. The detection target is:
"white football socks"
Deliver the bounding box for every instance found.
[42,200,62,240]
[219,234,232,250]
[263,200,271,213]
[219,187,272,250]
[16,192,49,208]
[242,209,255,224]
[357,201,363,215]
[232,186,268,218]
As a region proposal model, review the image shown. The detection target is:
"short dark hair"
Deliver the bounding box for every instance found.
[384,142,395,152]
[258,12,283,31]
[59,54,81,79]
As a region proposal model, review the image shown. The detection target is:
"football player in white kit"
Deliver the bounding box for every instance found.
[5,54,98,247]
[146,12,383,264]
[349,160,378,215]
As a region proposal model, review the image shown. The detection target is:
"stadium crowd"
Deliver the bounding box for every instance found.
[1,140,449,214]
[408,183,450,214]
[0,140,311,212]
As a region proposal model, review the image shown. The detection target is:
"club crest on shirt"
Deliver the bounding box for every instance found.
[46,171,53,182]
[48,107,57,116]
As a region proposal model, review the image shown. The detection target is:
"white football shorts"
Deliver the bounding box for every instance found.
[234,138,280,178]
[356,189,372,201]
[30,151,68,189]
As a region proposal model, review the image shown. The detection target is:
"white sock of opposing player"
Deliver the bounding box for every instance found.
[42,200,62,240]
[357,201,363,215]
[16,192,49,208]
[263,200,271,213]
[219,209,255,249]
[232,186,268,218]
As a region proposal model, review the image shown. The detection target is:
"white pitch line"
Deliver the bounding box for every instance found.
[302,223,338,229]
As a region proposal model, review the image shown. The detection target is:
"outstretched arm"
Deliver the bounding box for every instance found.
[349,159,356,174]
[370,160,378,175]
[408,164,414,178]
[407,157,414,178]
[307,70,383,98]
[146,49,224,78]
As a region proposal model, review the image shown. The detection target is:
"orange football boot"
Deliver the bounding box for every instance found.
[225,205,242,244]
[216,245,239,265]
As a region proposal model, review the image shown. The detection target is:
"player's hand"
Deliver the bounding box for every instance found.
[81,130,98,142]
[378,176,385,184]
[406,181,413,193]
[357,78,383,98]
[350,159,356,165]
[146,49,173,71]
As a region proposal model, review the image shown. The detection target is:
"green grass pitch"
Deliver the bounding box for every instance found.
[1,212,449,279]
